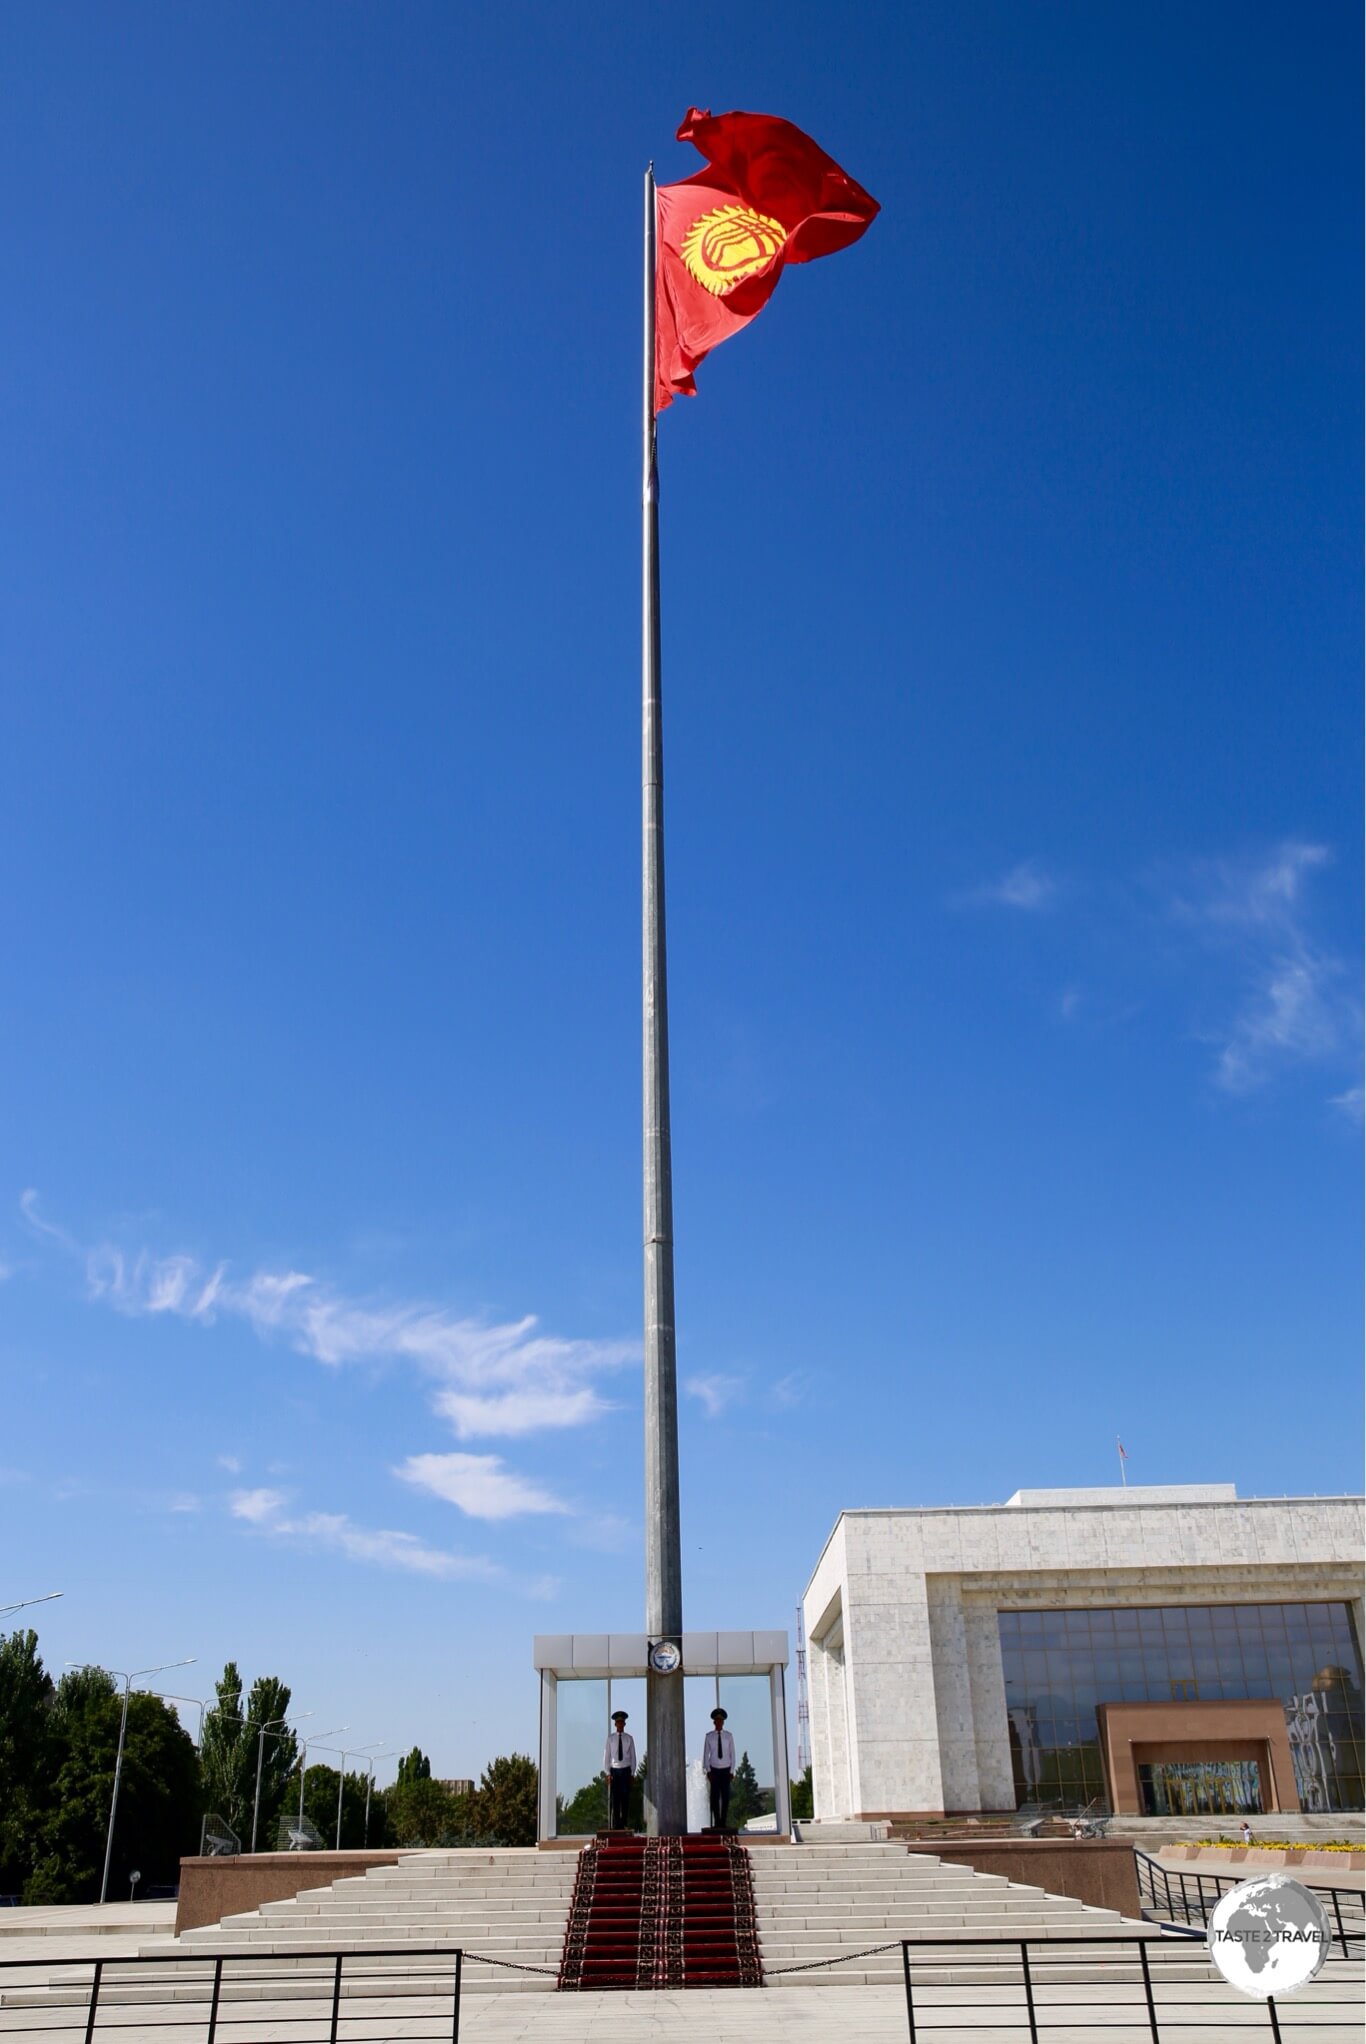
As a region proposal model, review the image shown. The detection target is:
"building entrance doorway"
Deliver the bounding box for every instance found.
[1137,1758,1263,1817]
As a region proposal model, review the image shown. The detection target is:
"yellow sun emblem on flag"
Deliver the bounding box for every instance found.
[680,204,788,295]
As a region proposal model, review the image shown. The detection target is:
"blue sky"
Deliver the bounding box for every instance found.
[2,1,1360,1781]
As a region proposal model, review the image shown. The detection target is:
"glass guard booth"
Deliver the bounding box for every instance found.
[534,1631,791,1842]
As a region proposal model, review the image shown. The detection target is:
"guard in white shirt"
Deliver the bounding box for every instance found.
[604,1710,637,1831]
[703,1707,736,1831]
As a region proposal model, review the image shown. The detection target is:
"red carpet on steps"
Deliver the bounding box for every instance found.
[557,1834,762,1989]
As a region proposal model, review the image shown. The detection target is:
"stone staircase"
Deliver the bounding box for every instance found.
[0,1841,1190,2013]
[0,1851,576,2014]
[162,1848,575,1993]
[751,1841,1165,1986]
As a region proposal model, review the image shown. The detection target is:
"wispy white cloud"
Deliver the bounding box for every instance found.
[685,1373,744,1419]
[1214,958,1346,1092]
[1173,843,1359,1095]
[231,1487,501,1582]
[230,1487,287,1524]
[959,861,1057,911]
[1329,1085,1363,1124]
[432,1386,611,1438]
[767,1371,811,1411]
[23,1199,634,1397]
[216,1453,242,1474]
[1176,840,1330,933]
[396,1451,570,1521]
[20,1194,636,1478]
[166,1491,202,1514]
[272,1512,500,1580]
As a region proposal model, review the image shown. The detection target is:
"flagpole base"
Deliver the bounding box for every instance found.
[644,1669,687,1835]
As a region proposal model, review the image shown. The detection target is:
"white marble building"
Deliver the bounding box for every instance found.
[802,1485,1365,1820]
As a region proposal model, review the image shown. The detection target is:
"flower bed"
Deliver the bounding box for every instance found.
[1167,1839,1365,1872]
[1193,1837,1361,1852]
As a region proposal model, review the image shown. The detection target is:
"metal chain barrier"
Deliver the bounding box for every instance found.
[461,1951,561,1975]
[764,1940,905,1975]
[469,1941,908,1979]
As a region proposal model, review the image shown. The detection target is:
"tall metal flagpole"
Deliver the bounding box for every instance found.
[642,161,686,1836]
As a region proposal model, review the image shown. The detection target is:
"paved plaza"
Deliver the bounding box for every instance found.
[0,1906,1362,2044]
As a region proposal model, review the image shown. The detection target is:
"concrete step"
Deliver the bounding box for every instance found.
[750,1838,1151,1988]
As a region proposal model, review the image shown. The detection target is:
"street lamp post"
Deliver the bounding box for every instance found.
[68,1657,196,1905]
[322,1743,385,1849]
[362,1754,395,1847]
[297,1727,349,1835]
[251,1714,313,1853]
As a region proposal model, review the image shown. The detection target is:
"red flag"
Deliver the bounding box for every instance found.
[655,108,878,414]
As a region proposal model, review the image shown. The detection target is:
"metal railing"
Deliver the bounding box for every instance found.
[1135,1849,1365,1960]
[0,1947,464,2043]
[899,1933,1362,2041]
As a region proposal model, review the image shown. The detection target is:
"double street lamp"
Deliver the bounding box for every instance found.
[311,1740,386,1848]
[362,1753,396,1847]
[296,1726,349,1836]
[251,1713,314,1853]
[68,1656,196,1904]
[336,1744,387,1849]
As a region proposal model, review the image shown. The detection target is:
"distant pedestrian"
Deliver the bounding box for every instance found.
[604,1711,636,1831]
[1240,1820,1253,1847]
[704,1707,736,1832]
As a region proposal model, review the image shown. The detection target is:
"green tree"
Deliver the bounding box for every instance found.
[790,1764,814,1821]
[29,1669,199,1902]
[198,1663,248,1837]
[0,1629,57,1896]
[727,1750,762,1830]
[385,1775,458,1845]
[241,1676,298,1849]
[556,1774,607,1835]
[395,1747,431,1787]
[473,1753,537,1846]
[294,1763,370,1849]
[198,1664,297,1846]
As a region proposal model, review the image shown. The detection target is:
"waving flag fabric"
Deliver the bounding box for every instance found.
[655,108,879,413]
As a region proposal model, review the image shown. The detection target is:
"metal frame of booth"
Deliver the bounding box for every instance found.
[533,1631,790,1842]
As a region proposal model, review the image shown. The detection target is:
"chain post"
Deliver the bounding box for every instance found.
[1019,1941,1039,2044]
[83,1958,104,2044]
[329,1952,343,2044]
[205,1957,224,2044]
[1137,1939,1161,2044]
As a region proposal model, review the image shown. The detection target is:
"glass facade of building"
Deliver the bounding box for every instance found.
[998,1600,1364,1813]
[1137,1758,1263,1818]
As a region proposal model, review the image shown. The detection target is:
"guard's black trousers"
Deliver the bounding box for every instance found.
[608,1767,633,1830]
[708,1766,733,1831]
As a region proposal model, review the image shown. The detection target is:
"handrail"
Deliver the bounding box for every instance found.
[900,1931,1361,2044]
[0,1945,465,2044]
[1133,1845,1364,1959]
